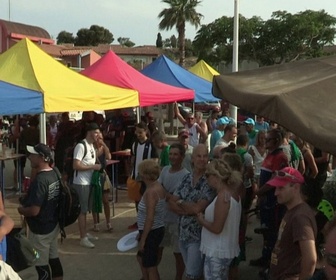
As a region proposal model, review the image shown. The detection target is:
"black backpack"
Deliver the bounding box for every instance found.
[63,140,87,183]
[53,168,81,240]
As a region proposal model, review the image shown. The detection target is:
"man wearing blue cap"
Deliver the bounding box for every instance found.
[244,118,258,146]
[210,117,230,157]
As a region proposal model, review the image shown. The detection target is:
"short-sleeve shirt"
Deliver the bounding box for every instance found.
[25,170,61,234]
[160,145,170,167]
[260,148,289,187]
[131,139,158,180]
[73,139,96,185]
[270,203,317,280]
[242,152,253,188]
[210,129,224,154]
[182,145,193,172]
[173,174,215,243]
[158,166,189,223]
[255,121,270,132]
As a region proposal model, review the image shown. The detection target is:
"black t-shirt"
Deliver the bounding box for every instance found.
[25,170,60,234]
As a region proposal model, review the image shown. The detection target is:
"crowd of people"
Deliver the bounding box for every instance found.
[0,106,335,280]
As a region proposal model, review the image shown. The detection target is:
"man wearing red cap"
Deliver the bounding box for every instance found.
[268,167,317,280]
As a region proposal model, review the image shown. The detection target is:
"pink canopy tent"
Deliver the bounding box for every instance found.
[81,51,194,106]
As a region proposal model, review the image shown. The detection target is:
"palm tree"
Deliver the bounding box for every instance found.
[158,0,203,67]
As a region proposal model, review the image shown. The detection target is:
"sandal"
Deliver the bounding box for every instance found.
[93,224,100,232]
[106,223,113,232]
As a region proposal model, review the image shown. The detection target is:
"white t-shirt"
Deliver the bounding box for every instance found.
[215,138,230,148]
[73,139,96,185]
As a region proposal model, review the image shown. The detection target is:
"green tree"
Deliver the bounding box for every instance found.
[158,0,203,66]
[156,33,163,48]
[75,25,114,46]
[193,10,336,66]
[117,37,135,47]
[163,38,172,48]
[170,35,177,48]
[56,31,75,44]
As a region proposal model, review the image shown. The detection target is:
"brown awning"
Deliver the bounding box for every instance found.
[213,56,336,155]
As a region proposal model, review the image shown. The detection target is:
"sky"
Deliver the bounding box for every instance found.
[0,0,336,46]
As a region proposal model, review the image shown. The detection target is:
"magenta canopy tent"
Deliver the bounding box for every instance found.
[81,51,194,107]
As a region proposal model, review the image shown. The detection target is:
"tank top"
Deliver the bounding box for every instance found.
[250,145,266,175]
[137,190,165,230]
[185,123,199,147]
[200,195,241,259]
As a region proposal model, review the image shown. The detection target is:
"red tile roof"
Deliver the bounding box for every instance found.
[92,44,162,56]
[0,19,51,40]
[38,44,68,58]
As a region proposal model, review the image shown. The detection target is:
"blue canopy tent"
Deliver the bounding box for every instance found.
[141,55,219,102]
[0,81,43,115]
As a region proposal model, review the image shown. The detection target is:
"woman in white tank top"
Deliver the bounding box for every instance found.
[197,159,242,280]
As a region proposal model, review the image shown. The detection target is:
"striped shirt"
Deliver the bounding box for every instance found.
[137,193,165,230]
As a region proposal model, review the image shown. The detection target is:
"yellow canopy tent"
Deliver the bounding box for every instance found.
[189,60,219,82]
[0,38,139,112]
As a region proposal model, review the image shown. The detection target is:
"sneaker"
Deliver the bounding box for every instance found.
[128,222,138,230]
[80,237,95,248]
[86,233,99,241]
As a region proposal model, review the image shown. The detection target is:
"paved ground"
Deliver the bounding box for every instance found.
[3,155,263,280]
[4,188,263,280]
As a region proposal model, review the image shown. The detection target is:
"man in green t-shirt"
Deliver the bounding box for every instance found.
[152,131,170,167]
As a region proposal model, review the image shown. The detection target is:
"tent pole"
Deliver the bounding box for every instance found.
[136,107,141,123]
[40,113,47,144]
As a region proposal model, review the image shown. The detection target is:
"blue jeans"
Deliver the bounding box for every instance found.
[179,241,203,279]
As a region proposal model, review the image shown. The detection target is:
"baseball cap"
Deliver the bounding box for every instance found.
[267,167,305,187]
[26,143,52,161]
[244,118,255,126]
[178,130,189,138]
[216,117,230,127]
[85,122,100,132]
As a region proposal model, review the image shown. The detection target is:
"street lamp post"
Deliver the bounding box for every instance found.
[8,0,11,21]
[230,0,239,122]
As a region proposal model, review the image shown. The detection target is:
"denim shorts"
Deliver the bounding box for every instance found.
[179,241,203,279]
[204,255,233,280]
[160,223,180,253]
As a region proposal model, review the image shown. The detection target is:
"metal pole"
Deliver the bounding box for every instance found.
[230,0,239,123]
[8,0,10,21]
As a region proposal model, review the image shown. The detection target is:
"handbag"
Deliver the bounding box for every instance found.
[7,226,39,272]
[126,177,141,202]
[102,170,112,191]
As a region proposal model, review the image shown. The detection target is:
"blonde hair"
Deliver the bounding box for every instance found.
[138,159,160,181]
[222,153,243,172]
[206,159,242,190]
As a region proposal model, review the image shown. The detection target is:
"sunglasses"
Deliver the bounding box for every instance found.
[274,170,298,181]
[90,149,94,159]
[187,117,194,120]
[265,137,276,142]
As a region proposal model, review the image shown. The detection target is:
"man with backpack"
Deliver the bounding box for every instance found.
[17,143,63,280]
[72,122,102,248]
